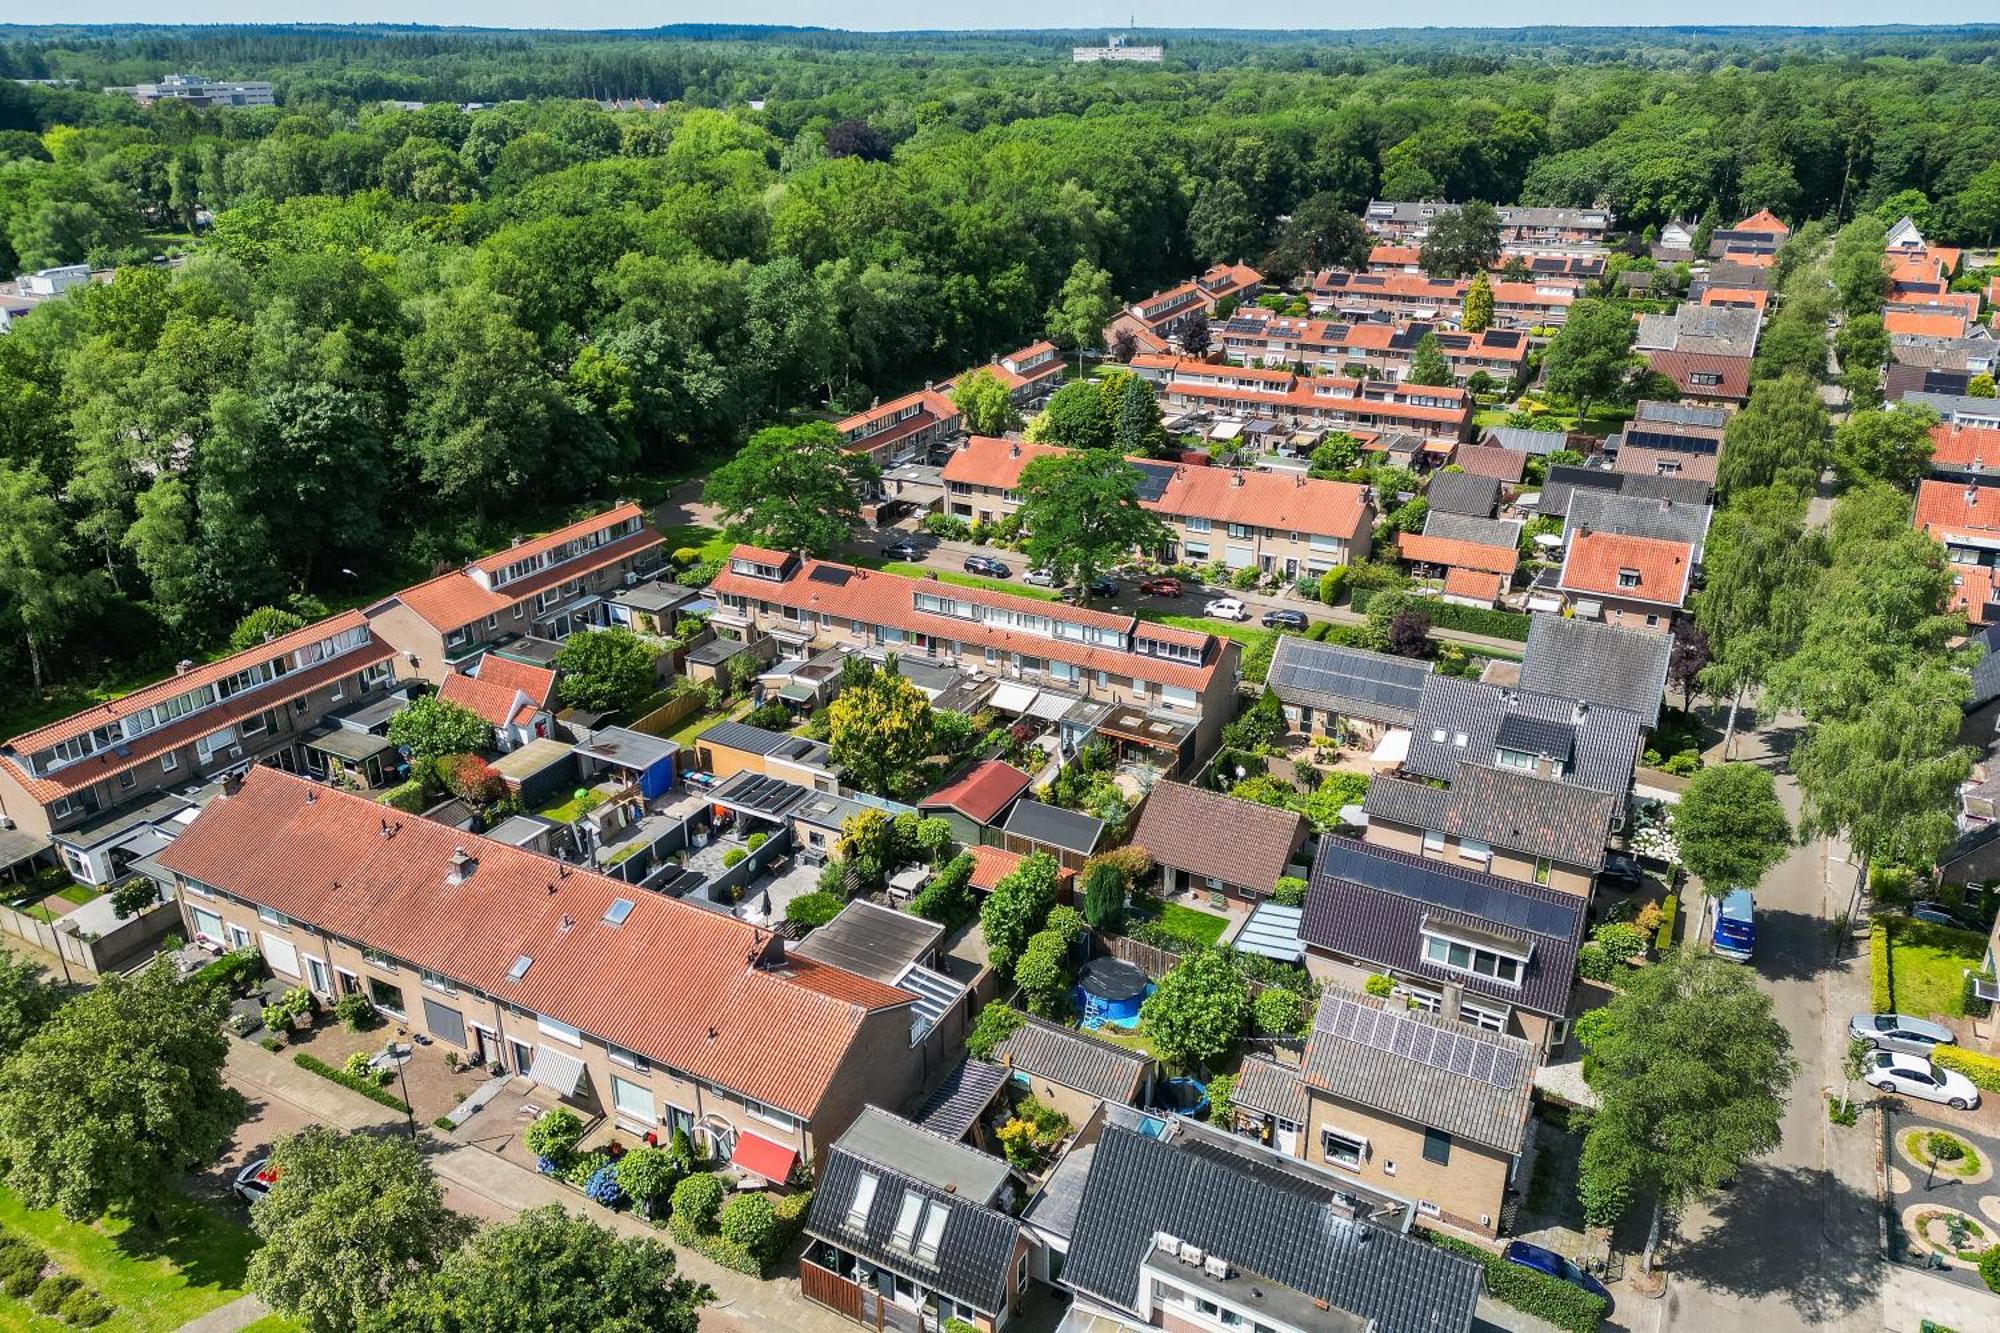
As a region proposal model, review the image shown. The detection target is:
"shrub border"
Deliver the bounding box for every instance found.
[293,1052,411,1113]
[1419,1230,1609,1333]
[1870,921,1894,1013]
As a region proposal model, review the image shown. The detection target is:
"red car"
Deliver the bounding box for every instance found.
[1138,576,1183,597]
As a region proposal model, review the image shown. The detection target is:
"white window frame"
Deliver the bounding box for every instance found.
[537,1014,582,1046]
[1320,1126,1368,1170]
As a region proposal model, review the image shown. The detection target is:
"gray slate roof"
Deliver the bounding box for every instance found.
[790,899,943,984]
[1564,491,1712,558]
[1405,674,1642,796]
[834,1106,1010,1202]
[1540,465,1712,518]
[807,1140,1020,1314]
[1002,799,1105,856]
[1425,471,1501,518]
[1232,1054,1307,1124]
[1064,1124,1482,1333]
[1265,637,1433,728]
[992,1013,1150,1104]
[1519,615,1673,728]
[1478,426,1571,455]
[1424,510,1524,549]
[1905,391,2000,424]
[1361,776,1450,832]
[1436,763,1618,870]
[1634,305,1761,357]
[1302,989,1535,1155]
[1973,624,2000,710]
[1300,835,1584,1019]
[914,1058,1009,1141]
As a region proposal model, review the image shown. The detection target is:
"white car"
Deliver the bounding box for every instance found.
[233,1158,279,1203]
[1864,1051,1980,1110]
[1023,567,1057,587]
[1203,597,1249,621]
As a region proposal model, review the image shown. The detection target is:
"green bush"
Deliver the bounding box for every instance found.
[1,1267,41,1299]
[1935,1044,2000,1092]
[616,1146,686,1215]
[1927,1131,1967,1163]
[670,1172,726,1232]
[1252,987,1309,1037]
[1654,893,1679,952]
[785,890,845,929]
[1421,1232,1608,1333]
[1271,875,1308,907]
[912,852,979,929]
[334,991,381,1032]
[1981,1245,2000,1294]
[192,948,265,994]
[966,1003,1025,1060]
[379,778,429,814]
[30,1274,80,1315]
[746,832,767,851]
[524,1108,587,1164]
[1317,567,1350,605]
[1661,750,1700,776]
[1351,588,1530,640]
[564,1150,613,1189]
[58,1286,113,1327]
[721,848,747,868]
[292,1053,410,1112]
[1363,973,1396,998]
[718,1193,778,1257]
[1870,922,1894,1012]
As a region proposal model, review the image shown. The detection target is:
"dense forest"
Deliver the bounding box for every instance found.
[0,23,1998,719]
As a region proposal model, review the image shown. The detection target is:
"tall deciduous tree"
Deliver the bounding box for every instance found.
[1405,333,1453,387]
[365,1204,708,1333]
[0,965,234,1225]
[1829,214,1890,317]
[0,952,63,1057]
[1187,179,1261,266]
[1027,379,1114,451]
[1578,951,1796,1274]
[951,368,1020,438]
[1716,374,1830,501]
[1140,946,1250,1070]
[1045,259,1118,370]
[979,851,1062,976]
[825,662,936,801]
[1673,763,1792,893]
[388,695,493,764]
[1692,486,1816,751]
[1015,448,1166,592]
[1111,372,1167,457]
[1263,192,1369,279]
[248,1126,474,1333]
[0,462,96,689]
[553,627,658,714]
[1831,406,1935,487]
[1541,298,1635,422]
[1461,270,1495,332]
[1419,202,1503,278]
[702,421,877,557]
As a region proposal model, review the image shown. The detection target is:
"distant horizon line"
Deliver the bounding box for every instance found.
[3,20,1995,35]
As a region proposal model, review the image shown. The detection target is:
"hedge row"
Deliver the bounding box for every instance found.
[1654,894,1678,953]
[378,779,428,814]
[1421,1231,1609,1333]
[1350,588,1531,641]
[191,948,265,994]
[293,1052,411,1113]
[1869,922,1894,1013]
[665,1187,810,1277]
[1934,1046,2000,1093]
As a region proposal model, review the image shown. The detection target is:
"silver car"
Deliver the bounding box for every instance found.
[1848,1012,1956,1055]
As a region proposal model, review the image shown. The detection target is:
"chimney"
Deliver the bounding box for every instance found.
[221,771,243,797]
[448,846,476,884]
[305,787,316,804]
[1440,982,1463,1023]
[559,914,575,933]
[175,659,195,676]
[1009,442,1021,458]
[1232,470,1245,487]
[510,535,524,547]
[1572,699,1590,723]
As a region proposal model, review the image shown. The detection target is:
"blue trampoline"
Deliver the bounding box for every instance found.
[1075,956,1151,1030]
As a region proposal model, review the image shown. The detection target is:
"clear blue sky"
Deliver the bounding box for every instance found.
[30,6,1967,31]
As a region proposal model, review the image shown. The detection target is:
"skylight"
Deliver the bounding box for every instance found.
[603,898,635,927]
[508,955,533,980]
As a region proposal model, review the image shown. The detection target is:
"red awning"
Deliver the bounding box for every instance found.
[731,1131,799,1184]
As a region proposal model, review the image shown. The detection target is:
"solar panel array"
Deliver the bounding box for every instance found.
[717,772,806,817]
[1482,330,1523,349]
[1268,639,1430,714]
[1130,461,1177,504]
[1495,714,1576,762]
[1324,994,1526,1088]
[1321,839,1577,940]
[810,566,853,587]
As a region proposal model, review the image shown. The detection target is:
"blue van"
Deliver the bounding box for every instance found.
[1713,888,1756,961]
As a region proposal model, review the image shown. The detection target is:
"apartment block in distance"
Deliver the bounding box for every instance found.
[708,547,1242,757]
[0,613,400,878]
[155,767,928,1168]
[365,503,665,681]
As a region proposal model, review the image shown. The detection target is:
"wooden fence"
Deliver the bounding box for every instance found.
[627,691,704,739]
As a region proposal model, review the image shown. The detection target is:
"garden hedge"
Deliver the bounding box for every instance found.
[293,1052,411,1113]
[1934,1046,2000,1093]
[1421,1231,1609,1333]
[1870,922,1894,1013]
[378,779,428,814]
[1350,589,1530,641]
[664,1180,811,1277]
[1654,894,1678,953]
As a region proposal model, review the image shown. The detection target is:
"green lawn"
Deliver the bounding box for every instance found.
[1888,919,1989,1019]
[878,563,1061,601]
[1075,1023,1155,1056]
[52,883,97,907]
[1144,613,1275,654]
[1148,902,1231,950]
[664,701,746,749]
[535,791,607,825]
[0,1187,293,1333]
[656,522,734,565]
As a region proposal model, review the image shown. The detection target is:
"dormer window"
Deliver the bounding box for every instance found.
[1617,568,1641,589]
[1421,926,1529,986]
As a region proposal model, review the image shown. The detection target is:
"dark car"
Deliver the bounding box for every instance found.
[1503,1241,1612,1303]
[1260,608,1309,630]
[963,555,1011,578]
[1597,853,1645,891]
[882,537,923,562]
[1138,576,1184,598]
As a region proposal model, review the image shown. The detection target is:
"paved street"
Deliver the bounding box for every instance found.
[1618,719,1883,1333]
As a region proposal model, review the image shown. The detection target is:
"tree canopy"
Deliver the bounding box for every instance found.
[553,627,657,714]
[1014,448,1166,592]
[701,421,878,558]
[824,660,936,801]
[1673,762,1792,893]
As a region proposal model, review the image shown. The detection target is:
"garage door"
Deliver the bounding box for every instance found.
[261,931,300,978]
[422,998,467,1049]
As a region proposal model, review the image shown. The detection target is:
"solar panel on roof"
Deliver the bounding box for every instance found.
[809,566,852,587]
[1269,642,1430,714]
[1130,461,1176,503]
[1326,993,1525,1089]
[1495,714,1576,762]
[1320,839,1576,940]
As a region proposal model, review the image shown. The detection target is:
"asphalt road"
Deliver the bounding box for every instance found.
[1620,722,1883,1333]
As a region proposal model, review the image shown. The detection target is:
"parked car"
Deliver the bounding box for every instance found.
[1023,566,1057,587]
[1203,597,1250,621]
[1864,1051,1980,1110]
[963,555,1011,578]
[1848,1012,1957,1056]
[234,1159,278,1204]
[1597,853,1645,892]
[1260,608,1308,630]
[881,537,923,562]
[1502,1241,1612,1303]
[1068,574,1119,599]
[1711,887,1755,962]
[1138,576,1184,598]
[1910,901,1978,930]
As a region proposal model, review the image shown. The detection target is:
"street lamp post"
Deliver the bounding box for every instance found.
[393,1029,417,1139]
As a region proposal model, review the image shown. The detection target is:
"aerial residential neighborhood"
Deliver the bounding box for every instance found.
[0,17,1998,1333]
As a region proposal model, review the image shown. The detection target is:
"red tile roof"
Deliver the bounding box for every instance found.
[476,657,556,709]
[1883,309,1969,339]
[1368,244,1422,268]
[1732,209,1791,237]
[920,761,1033,825]
[965,844,1074,894]
[1949,564,2000,626]
[708,549,1223,692]
[1916,478,2000,542]
[1646,351,1752,402]
[1396,532,1520,577]
[1442,567,1507,604]
[155,768,910,1119]
[1454,447,1529,483]
[1700,287,1770,313]
[938,437,1063,490]
[1930,425,2000,472]
[438,672,528,729]
[467,503,646,578]
[1559,531,1695,607]
[389,527,665,633]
